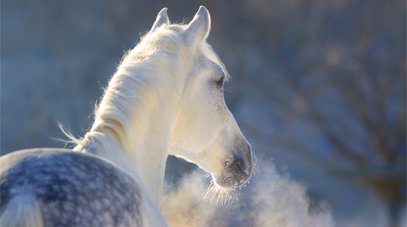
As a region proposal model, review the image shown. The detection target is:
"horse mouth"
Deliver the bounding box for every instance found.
[215,156,252,188]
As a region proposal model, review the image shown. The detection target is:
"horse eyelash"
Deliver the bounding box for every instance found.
[217,76,225,88]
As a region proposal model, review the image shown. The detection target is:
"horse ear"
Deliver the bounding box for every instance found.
[182,6,211,46]
[151,8,169,32]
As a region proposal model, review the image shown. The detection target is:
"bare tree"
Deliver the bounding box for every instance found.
[243,35,406,227]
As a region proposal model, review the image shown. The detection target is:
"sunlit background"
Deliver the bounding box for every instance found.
[1,0,406,226]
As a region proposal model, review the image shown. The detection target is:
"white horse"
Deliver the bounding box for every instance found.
[0,6,252,227]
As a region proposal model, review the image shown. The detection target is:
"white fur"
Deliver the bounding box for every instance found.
[66,6,251,226]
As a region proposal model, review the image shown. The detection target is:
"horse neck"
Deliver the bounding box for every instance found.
[75,63,183,205]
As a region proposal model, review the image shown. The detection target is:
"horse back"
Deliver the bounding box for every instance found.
[0,148,143,227]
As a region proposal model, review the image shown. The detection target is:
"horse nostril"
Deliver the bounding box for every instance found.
[234,161,244,173]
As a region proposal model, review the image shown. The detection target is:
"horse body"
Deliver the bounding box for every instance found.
[1,149,145,226]
[0,6,252,227]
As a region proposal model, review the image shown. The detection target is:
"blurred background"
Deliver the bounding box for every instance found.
[1,0,406,226]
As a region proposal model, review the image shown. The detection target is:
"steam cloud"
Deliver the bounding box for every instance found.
[160,157,335,227]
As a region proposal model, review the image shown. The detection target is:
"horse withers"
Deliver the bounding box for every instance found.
[0,6,252,227]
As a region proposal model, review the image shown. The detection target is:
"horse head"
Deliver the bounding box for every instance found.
[151,7,253,189]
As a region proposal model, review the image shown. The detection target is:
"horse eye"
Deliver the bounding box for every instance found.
[217,76,225,88]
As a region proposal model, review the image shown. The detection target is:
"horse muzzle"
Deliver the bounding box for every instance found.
[216,143,252,188]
